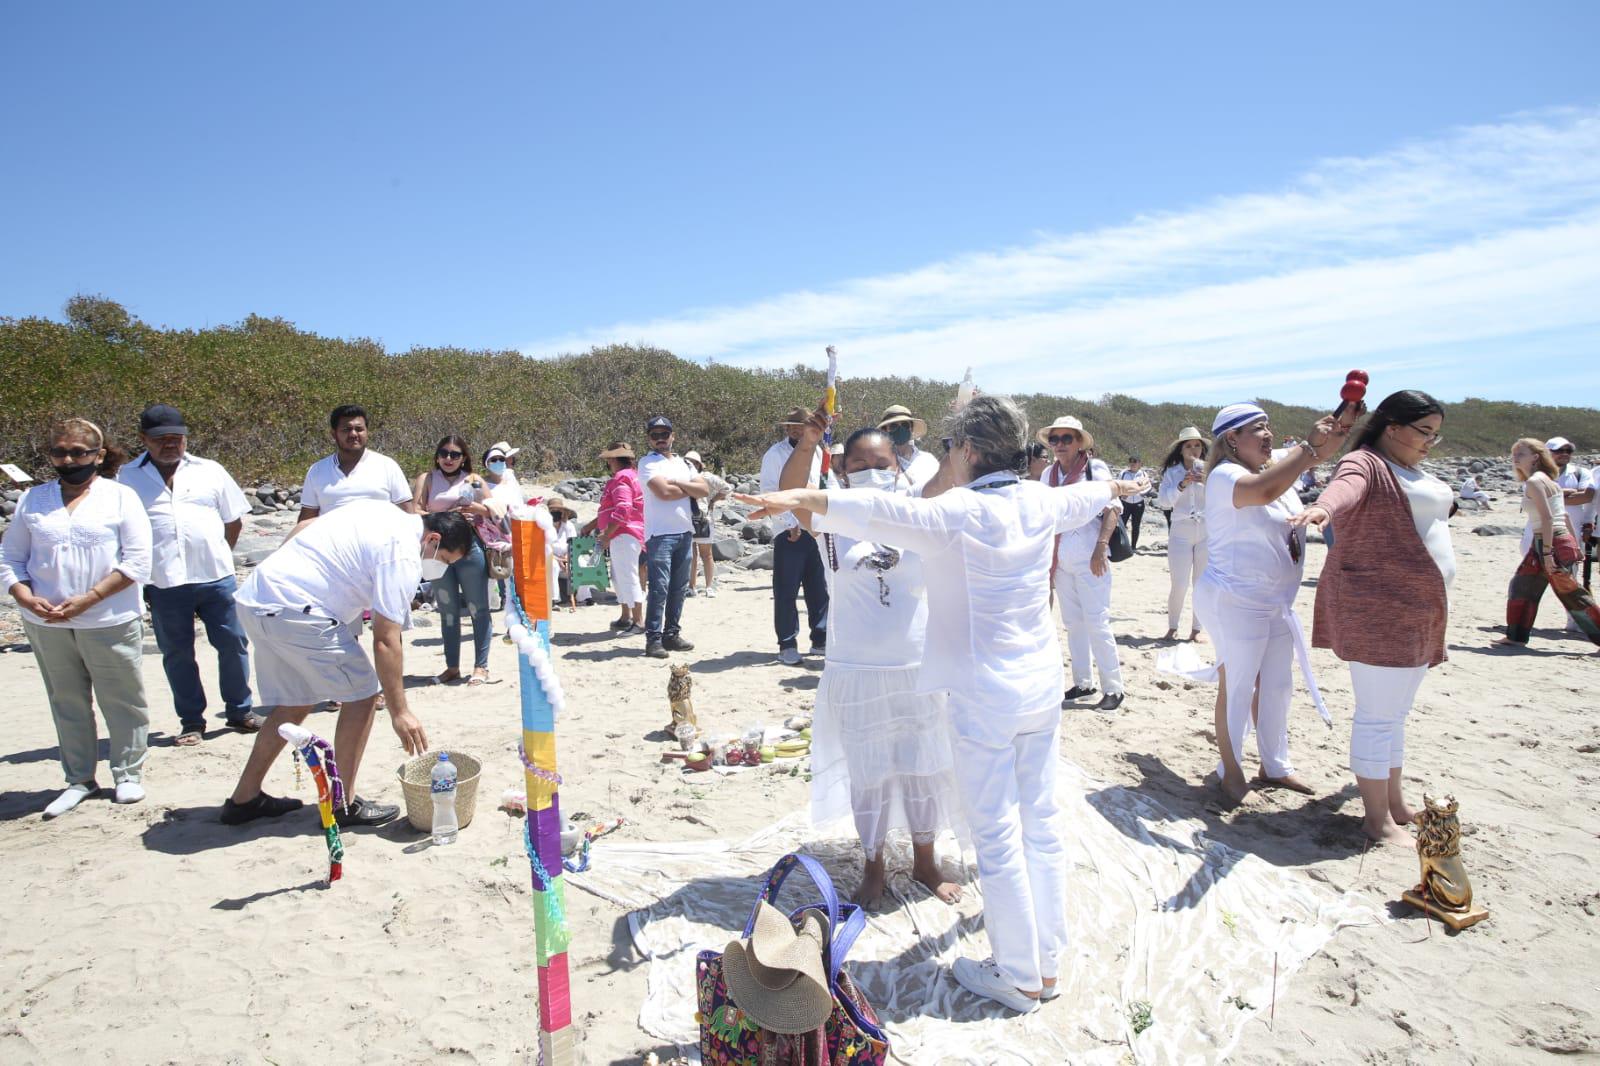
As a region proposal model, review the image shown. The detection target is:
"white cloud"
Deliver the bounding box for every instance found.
[524,107,1600,404]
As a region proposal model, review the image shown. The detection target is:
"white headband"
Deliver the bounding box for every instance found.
[1212,403,1267,437]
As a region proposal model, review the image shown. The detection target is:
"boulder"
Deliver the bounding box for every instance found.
[249,500,275,516]
[740,519,774,544]
[711,537,743,562]
[1472,523,1521,537]
[739,548,775,571]
[1468,459,1489,473]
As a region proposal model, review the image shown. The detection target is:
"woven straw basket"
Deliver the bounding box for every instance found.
[396,750,482,833]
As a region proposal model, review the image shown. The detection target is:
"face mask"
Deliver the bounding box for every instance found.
[888,424,913,447]
[487,460,507,476]
[55,463,97,485]
[844,468,900,493]
[420,540,449,581]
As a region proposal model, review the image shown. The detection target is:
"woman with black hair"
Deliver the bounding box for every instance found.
[412,435,495,685]
[1294,391,1453,845]
[1155,427,1209,642]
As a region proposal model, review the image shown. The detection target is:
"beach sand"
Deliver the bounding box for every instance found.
[0,495,1596,1064]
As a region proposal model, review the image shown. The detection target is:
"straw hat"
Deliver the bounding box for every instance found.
[777,406,811,429]
[599,442,635,461]
[876,404,927,438]
[1168,425,1208,451]
[683,450,704,470]
[1036,415,1093,449]
[488,440,521,459]
[721,902,833,1035]
[545,495,575,518]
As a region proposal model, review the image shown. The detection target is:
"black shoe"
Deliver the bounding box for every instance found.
[1096,693,1124,712]
[1062,685,1098,703]
[220,792,304,825]
[645,641,669,659]
[662,635,695,652]
[335,795,399,828]
[609,618,632,630]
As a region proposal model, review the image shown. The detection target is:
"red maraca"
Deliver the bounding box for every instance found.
[1334,370,1368,423]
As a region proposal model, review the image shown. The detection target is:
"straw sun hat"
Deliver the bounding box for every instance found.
[1169,425,1208,451]
[545,495,575,519]
[598,442,635,461]
[721,901,834,1035]
[1036,415,1093,450]
[683,450,705,470]
[876,404,927,437]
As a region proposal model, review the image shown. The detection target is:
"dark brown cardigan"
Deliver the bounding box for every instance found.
[1311,447,1449,668]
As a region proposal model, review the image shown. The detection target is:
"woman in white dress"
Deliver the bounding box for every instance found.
[1155,426,1209,642]
[779,420,961,907]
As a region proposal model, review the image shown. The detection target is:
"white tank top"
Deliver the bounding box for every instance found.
[424,469,478,513]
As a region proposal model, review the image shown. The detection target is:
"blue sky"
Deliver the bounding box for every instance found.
[3,2,1597,405]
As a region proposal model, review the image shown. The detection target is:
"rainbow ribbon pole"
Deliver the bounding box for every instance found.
[279,723,345,884]
[505,511,576,1066]
[821,345,838,486]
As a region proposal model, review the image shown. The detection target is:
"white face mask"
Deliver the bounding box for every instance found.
[843,467,901,493]
[420,539,449,581]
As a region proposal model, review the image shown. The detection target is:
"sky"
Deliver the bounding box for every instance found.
[2,2,1597,406]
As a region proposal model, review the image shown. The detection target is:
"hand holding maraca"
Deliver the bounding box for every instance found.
[1333,369,1369,426]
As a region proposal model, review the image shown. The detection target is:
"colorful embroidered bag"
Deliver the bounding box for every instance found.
[696,853,889,1065]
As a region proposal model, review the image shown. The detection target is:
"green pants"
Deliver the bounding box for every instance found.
[24,618,150,786]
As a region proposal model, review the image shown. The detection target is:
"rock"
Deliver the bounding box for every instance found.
[740,519,773,544]
[249,500,274,516]
[739,548,775,571]
[718,510,743,526]
[233,548,276,568]
[2,489,21,502]
[1469,459,1489,473]
[0,499,13,517]
[711,537,743,562]
[272,489,289,503]
[1472,523,1521,537]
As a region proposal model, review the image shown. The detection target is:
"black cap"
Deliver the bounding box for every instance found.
[646,416,673,432]
[139,403,189,437]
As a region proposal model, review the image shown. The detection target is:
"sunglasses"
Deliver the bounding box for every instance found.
[1553,447,1574,454]
[648,431,672,440]
[1287,526,1302,564]
[436,450,464,460]
[47,446,99,460]
[1047,433,1079,445]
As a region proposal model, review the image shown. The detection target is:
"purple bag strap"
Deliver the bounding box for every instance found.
[744,854,842,938]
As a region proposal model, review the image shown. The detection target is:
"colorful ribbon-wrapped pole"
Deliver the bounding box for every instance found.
[821,344,838,486]
[505,508,576,1066]
[279,723,345,884]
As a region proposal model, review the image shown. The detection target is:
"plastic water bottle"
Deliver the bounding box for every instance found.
[956,367,975,408]
[430,753,459,845]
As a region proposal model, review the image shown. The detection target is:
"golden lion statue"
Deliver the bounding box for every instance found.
[1404,794,1487,928]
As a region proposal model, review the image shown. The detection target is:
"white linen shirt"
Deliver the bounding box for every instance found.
[235,500,422,628]
[1157,463,1206,532]
[119,452,251,588]
[638,452,697,539]
[897,446,941,488]
[1557,465,1595,536]
[0,477,153,629]
[300,449,411,514]
[1044,458,1120,568]
[759,438,823,533]
[815,473,1118,716]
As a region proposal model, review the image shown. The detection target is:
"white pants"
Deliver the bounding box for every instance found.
[609,534,644,607]
[1056,566,1124,695]
[948,697,1065,993]
[1193,577,1295,778]
[1166,518,1207,633]
[1348,662,1427,779]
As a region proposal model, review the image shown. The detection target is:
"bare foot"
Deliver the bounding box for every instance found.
[1190,630,1207,644]
[1254,772,1315,796]
[1391,803,1417,826]
[852,868,886,909]
[1363,820,1416,848]
[1211,771,1252,805]
[1162,629,1178,641]
[1490,637,1525,648]
[912,862,963,904]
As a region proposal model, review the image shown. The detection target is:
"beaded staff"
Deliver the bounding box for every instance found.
[279,723,345,884]
[821,345,838,487]
[505,508,576,1066]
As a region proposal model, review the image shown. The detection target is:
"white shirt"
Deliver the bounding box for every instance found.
[815,473,1118,715]
[0,478,152,629]
[550,517,576,559]
[1045,458,1120,568]
[236,500,422,628]
[897,446,941,489]
[119,452,251,588]
[1202,462,1306,606]
[1460,476,1486,499]
[759,438,823,533]
[1519,475,1571,554]
[1384,460,1457,592]
[488,470,525,507]
[1157,463,1206,531]
[300,449,411,514]
[1556,465,1595,536]
[821,502,928,671]
[638,451,697,539]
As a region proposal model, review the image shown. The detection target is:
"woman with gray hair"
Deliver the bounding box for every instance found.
[737,395,1149,1016]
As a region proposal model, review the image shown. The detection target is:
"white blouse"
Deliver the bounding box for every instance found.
[1157,463,1206,530]
[1202,462,1305,607]
[821,522,928,671]
[0,478,153,629]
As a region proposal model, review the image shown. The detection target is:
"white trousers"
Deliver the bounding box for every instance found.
[608,534,645,607]
[1056,566,1124,695]
[948,697,1065,993]
[1166,519,1207,633]
[1193,577,1295,778]
[1348,662,1427,779]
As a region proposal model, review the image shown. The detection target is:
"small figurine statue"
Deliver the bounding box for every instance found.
[1401,794,1489,930]
[667,662,697,735]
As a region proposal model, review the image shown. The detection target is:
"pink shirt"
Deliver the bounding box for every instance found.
[597,468,645,542]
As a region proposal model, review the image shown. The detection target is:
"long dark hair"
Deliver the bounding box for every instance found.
[1353,390,1445,452]
[432,434,473,475]
[1160,440,1190,471]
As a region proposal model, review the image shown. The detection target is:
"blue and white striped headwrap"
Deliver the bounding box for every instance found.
[1211,403,1268,437]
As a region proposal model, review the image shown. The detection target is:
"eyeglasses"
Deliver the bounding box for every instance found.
[1401,423,1443,446]
[436,450,464,460]
[47,447,99,460]
[1047,433,1079,445]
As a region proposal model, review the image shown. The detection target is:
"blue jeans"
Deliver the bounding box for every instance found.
[434,540,492,670]
[645,531,693,641]
[773,529,829,650]
[146,576,253,729]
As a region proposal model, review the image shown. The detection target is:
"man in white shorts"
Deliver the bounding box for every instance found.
[220,503,473,827]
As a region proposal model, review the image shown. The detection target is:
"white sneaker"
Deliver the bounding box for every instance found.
[779,647,802,666]
[704,586,718,598]
[114,781,146,805]
[43,783,95,819]
[952,957,1040,1014]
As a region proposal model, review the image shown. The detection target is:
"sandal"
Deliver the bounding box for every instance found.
[431,669,461,686]
[468,669,489,687]
[227,713,264,733]
[176,730,203,747]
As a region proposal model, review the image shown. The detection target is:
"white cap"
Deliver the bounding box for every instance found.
[1545,436,1574,452]
[683,450,703,469]
[487,440,521,459]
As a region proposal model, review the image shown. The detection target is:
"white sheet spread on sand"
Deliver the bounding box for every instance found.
[567,760,1383,1065]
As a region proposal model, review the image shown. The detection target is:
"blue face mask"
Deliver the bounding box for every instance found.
[487,460,507,476]
[888,424,913,447]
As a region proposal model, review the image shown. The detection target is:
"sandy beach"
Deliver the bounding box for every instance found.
[0,489,1596,1065]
